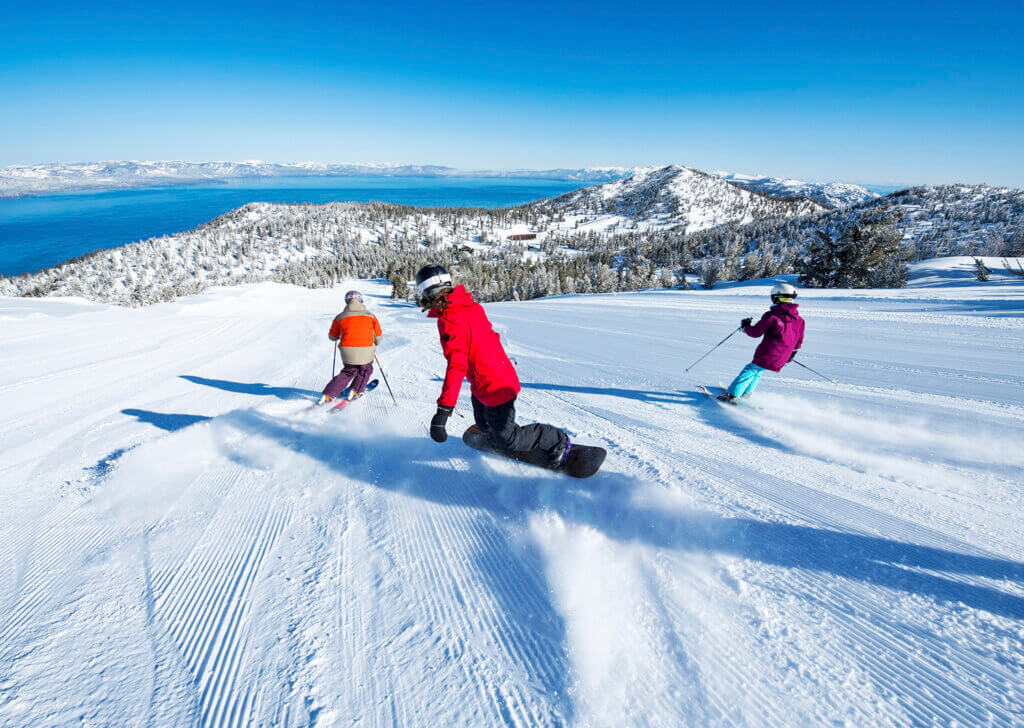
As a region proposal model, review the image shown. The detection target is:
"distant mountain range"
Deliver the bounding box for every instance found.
[0,160,880,207]
[715,172,879,208]
[0,161,631,198]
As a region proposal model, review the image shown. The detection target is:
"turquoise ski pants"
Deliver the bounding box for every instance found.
[727,363,766,397]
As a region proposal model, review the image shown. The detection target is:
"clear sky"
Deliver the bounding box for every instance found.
[2,0,1022,187]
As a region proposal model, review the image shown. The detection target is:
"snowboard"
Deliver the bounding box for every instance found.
[332,379,379,410]
[462,425,606,479]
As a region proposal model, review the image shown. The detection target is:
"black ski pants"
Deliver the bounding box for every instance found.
[471,395,568,468]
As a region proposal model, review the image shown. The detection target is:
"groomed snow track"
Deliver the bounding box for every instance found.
[1,276,1023,726]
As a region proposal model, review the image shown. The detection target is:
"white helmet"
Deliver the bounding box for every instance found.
[770,283,798,305]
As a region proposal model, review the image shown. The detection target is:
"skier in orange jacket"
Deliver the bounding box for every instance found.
[316,290,382,405]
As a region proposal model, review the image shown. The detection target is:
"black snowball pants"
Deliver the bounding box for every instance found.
[471,395,569,468]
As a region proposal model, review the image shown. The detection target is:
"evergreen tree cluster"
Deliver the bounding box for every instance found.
[796,207,909,288]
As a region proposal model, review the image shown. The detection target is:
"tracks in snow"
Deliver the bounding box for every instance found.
[512,347,1024,726]
[4,284,1024,727]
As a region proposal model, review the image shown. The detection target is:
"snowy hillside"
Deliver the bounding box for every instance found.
[716,171,879,208]
[0,161,631,198]
[535,165,826,231]
[0,200,585,304]
[690,183,1024,267]
[3,170,1019,306]
[0,166,825,305]
[2,269,1022,726]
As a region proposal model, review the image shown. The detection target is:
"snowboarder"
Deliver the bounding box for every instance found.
[316,290,383,405]
[718,283,805,404]
[416,264,602,476]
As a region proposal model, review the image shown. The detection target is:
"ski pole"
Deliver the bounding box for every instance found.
[682,326,742,374]
[374,354,398,404]
[332,343,338,379]
[792,359,836,384]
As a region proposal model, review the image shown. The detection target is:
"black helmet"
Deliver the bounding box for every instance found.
[415,264,453,299]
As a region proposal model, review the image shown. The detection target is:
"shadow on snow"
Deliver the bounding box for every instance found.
[179,374,318,401]
[122,408,213,432]
[225,408,1024,625]
[520,380,690,405]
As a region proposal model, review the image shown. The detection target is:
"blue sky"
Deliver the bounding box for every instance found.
[2,0,1022,186]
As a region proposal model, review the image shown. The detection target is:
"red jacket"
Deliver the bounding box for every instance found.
[429,285,520,408]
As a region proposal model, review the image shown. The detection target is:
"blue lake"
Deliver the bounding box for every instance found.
[0,176,581,276]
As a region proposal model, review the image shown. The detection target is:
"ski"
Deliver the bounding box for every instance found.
[309,379,379,410]
[331,379,379,411]
[698,385,728,402]
[698,385,755,408]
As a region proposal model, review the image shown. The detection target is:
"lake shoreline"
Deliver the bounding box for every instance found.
[0,176,581,276]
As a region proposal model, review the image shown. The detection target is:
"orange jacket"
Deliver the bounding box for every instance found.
[329,304,382,348]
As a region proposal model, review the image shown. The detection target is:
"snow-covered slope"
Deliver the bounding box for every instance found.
[1,273,1022,726]
[0,161,631,198]
[716,171,879,208]
[536,165,826,232]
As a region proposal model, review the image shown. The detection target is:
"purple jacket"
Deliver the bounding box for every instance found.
[745,303,805,372]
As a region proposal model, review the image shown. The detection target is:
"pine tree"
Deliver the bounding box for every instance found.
[700,258,721,289]
[797,206,907,288]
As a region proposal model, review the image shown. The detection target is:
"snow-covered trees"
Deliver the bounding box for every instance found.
[797,207,908,288]
[2,177,1020,306]
[974,258,991,282]
[700,258,722,289]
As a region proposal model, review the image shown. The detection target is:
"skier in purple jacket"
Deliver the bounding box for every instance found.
[718,283,805,404]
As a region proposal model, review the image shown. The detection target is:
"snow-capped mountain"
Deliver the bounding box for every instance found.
[537,165,826,233]
[3,168,1019,306]
[0,165,829,304]
[0,161,632,198]
[716,171,879,208]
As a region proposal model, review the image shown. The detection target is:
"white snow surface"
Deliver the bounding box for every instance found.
[2,269,1023,726]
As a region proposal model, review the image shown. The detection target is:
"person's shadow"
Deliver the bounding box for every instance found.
[223,407,1024,622]
[180,375,318,401]
[520,381,690,405]
[122,408,212,432]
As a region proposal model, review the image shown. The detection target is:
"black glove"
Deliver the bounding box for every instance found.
[430,405,454,443]
[741,317,753,328]
[788,349,799,362]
